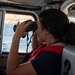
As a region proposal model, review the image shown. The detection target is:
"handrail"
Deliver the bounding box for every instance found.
[0,2,42,10]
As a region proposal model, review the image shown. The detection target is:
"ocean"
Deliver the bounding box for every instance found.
[2,24,32,53]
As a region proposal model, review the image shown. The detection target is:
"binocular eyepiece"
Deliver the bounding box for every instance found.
[13,21,37,32]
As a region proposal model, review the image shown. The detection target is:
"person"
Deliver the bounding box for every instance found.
[6,9,75,75]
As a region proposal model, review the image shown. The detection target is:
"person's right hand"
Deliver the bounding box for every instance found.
[14,20,33,39]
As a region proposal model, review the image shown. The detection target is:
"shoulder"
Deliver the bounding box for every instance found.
[31,52,62,75]
[31,52,62,64]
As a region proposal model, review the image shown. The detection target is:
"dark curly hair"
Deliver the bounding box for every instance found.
[39,9,75,45]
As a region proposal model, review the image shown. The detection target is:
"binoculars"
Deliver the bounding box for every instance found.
[13,21,37,32]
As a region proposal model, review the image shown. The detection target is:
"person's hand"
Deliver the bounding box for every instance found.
[14,20,33,39]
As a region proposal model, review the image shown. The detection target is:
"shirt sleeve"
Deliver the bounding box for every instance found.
[31,52,62,75]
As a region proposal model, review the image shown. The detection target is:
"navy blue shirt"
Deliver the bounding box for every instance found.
[31,52,62,75]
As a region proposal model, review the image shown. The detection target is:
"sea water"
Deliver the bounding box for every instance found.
[2,24,32,53]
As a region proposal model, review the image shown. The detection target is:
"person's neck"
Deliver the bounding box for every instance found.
[45,33,61,46]
[46,38,60,46]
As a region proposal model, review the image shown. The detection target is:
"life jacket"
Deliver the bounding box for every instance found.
[28,42,65,61]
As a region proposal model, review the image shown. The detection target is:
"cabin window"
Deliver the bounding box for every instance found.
[2,11,36,53]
